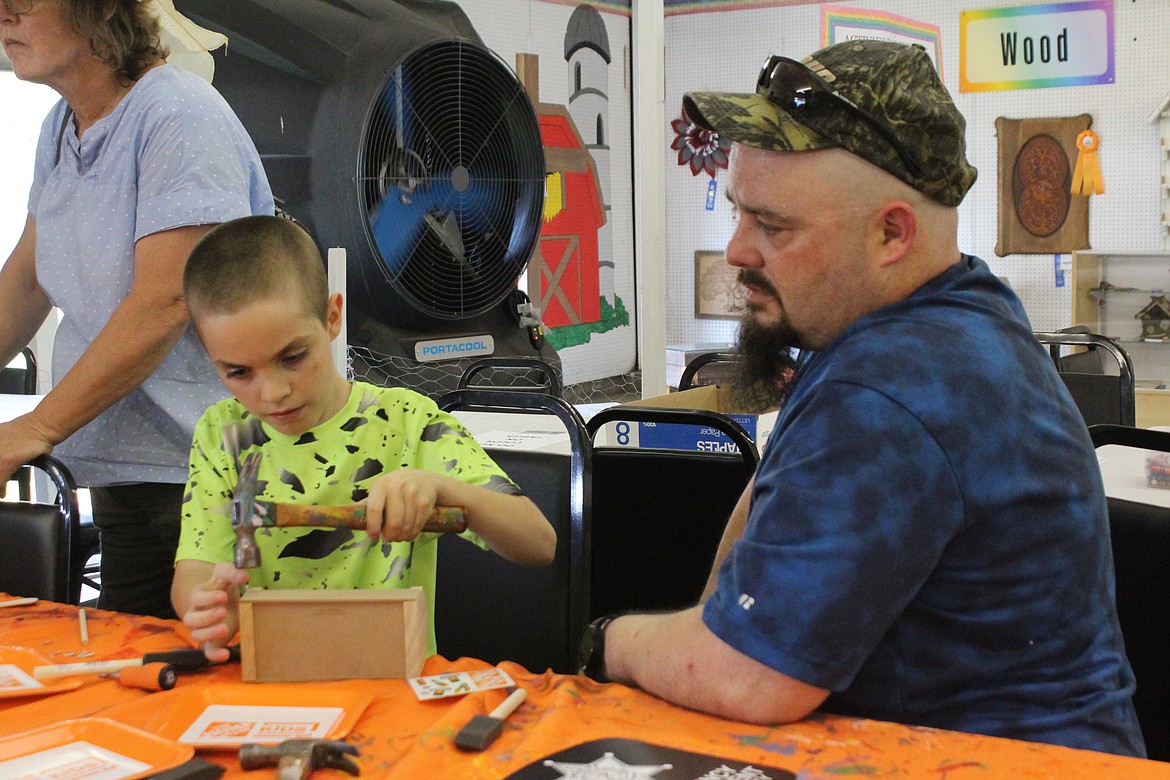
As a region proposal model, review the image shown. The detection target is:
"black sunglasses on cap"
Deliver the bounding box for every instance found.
[756,55,922,178]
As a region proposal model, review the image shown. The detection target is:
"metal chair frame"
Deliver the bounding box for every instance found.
[1088,423,1170,760]
[0,455,82,604]
[435,388,591,672]
[1034,331,1136,427]
[678,351,740,391]
[0,346,38,395]
[584,406,758,618]
[457,357,562,397]
[1,347,39,502]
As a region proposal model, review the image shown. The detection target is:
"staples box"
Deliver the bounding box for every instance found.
[597,385,778,454]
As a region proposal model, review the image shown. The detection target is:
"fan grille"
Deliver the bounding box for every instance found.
[359,39,545,322]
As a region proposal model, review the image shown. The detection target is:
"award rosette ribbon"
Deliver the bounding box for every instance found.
[1071,129,1104,196]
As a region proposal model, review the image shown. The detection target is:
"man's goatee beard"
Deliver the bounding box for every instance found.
[727,308,800,414]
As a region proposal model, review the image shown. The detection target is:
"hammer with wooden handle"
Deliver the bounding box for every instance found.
[232,452,467,569]
[239,739,360,780]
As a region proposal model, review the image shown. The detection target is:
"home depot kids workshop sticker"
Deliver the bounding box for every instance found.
[960,0,1114,92]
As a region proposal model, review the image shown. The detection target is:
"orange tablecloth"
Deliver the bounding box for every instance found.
[1,597,1166,779]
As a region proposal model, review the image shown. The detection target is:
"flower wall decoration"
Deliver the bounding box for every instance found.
[670,110,731,178]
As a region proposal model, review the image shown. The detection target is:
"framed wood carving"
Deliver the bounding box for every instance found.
[995,114,1092,256]
[694,251,745,320]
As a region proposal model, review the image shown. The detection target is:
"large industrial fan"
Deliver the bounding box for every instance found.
[178,0,556,394]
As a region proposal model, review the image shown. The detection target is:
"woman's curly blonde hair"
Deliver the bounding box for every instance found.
[58,0,169,83]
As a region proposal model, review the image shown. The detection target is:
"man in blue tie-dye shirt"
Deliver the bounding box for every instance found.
[581,40,1144,758]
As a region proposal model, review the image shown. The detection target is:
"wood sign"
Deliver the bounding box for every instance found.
[995,114,1092,256]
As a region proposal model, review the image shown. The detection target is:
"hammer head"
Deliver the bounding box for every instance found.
[239,739,361,780]
[232,452,264,569]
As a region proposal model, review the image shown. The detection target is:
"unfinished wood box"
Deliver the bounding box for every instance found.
[239,587,427,682]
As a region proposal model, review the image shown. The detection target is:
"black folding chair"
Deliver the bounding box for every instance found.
[1,347,39,502]
[0,455,83,603]
[457,357,562,397]
[585,406,758,618]
[1035,329,1135,426]
[1089,423,1170,760]
[0,347,100,601]
[0,346,37,396]
[435,388,590,673]
[678,351,740,391]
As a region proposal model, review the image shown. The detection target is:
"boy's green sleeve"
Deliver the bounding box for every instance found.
[175,406,239,565]
[412,407,523,552]
[415,408,523,494]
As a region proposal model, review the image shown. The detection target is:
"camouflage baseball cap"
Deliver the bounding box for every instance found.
[682,40,977,207]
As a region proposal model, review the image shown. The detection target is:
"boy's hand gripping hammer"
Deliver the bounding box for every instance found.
[231,452,467,569]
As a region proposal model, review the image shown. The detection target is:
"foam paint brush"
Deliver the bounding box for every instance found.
[454,687,527,751]
[34,645,240,680]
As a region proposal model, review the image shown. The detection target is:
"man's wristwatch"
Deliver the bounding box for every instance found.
[578,614,618,683]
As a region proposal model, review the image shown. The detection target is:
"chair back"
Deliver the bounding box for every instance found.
[1090,423,1170,760]
[0,455,81,603]
[1,348,39,501]
[1035,330,1135,426]
[0,347,37,396]
[457,357,562,397]
[678,351,739,391]
[585,407,758,618]
[435,389,590,673]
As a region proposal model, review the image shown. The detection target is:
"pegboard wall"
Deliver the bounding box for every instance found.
[664,0,1170,342]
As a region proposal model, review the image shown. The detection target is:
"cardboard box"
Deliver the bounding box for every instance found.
[239,587,427,682]
[597,385,778,454]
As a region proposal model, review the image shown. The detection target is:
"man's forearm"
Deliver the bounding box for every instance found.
[604,607,829,725]
[606,609,759,721]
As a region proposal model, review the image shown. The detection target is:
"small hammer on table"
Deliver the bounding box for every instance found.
[232,452,467,569]
[239,739,360,780]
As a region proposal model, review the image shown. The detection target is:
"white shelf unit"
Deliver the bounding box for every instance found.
[1072,251,1170,427]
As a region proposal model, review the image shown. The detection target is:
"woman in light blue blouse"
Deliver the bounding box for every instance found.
[0,0,274,618]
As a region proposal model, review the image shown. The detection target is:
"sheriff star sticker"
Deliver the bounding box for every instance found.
[543,752,673,778]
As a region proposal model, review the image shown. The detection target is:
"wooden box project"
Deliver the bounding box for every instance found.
[239,587,427,683]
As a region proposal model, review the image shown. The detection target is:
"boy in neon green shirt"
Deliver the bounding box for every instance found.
[171,216,556,661]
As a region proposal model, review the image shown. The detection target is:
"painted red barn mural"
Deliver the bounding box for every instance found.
[516,53,606,329]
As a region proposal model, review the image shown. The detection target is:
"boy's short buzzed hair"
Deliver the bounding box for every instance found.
[184,215,329,323]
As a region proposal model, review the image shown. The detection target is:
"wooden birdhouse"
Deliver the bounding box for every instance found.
[1135,294,1170,341]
